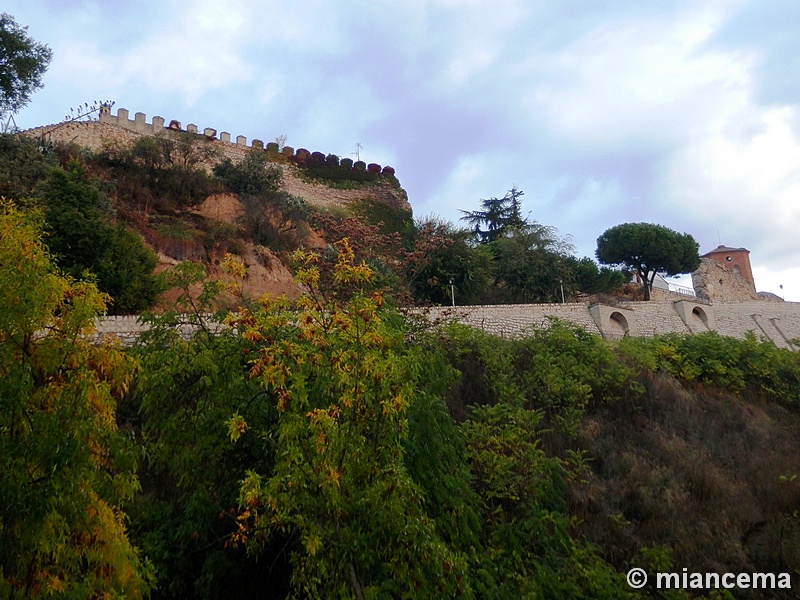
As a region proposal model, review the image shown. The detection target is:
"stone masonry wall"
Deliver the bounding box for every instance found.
[92,300,800,348]
[23,106,411,213]
[692,258,759,302]
[414,299,800,348]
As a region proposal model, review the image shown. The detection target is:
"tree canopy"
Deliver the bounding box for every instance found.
[0,13,52,120]
[459,186,528,243]
[0,201,152,597]
[41,161,161,314]
[595,222,700,300]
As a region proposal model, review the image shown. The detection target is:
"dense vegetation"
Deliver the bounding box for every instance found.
[4,203,800,598]
[3,16,798,599]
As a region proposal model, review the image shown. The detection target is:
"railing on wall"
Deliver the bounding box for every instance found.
[668,283,696,298]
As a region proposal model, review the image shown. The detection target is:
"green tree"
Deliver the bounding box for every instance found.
[595,222,700,301]
[0,133,56,199]
[569,256,627,296]
[229,241,469,598]
[0,13,52,121]
[491,227,575,304]
[409,219,494,305]
[0,200,152,598]
[41,161,160,313]
[125,262,288,598]
[460,186,528,244]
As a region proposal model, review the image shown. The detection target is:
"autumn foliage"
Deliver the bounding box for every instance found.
[0,201,152,598]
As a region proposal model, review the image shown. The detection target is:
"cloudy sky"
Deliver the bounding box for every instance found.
[6,0,800,300]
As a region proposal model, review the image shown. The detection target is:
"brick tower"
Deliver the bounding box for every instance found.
[701,245,755,286]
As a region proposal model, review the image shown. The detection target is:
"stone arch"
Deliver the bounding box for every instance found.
[691,306,710,330]
[609,311,630,336]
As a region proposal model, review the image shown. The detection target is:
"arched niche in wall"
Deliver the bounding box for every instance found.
[691,306,710,331]
[588,304,637,339]
[673,300,717,333]
[609,311,630,336]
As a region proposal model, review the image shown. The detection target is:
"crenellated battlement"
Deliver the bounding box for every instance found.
[97,104,268,150]
[22,105,409,213]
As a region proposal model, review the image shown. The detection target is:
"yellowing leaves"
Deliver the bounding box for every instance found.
[303,533,322,556]
[227,412,248,442]
[0,201,152,598]
[222,252,247,279]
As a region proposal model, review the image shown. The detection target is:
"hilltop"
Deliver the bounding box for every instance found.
[16,105,415,311]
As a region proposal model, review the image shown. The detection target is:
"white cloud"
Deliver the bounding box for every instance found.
[667,105,800,267]
[524,6,750,144]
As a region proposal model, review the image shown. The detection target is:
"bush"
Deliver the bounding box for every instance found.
[98,132,218,208]
[213,149,282,198]
[0,133,57,199]
[309,151,326,166]
[619,331,800,407]
[41,161,161,314]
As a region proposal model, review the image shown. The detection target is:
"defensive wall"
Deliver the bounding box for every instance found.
[92,299,800,349]
[27,109,798,348]
[25,106,397,179]
[24,106,409,212]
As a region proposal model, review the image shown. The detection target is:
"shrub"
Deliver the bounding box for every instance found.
[41,161,161,314]
[293,148,310,163]
[0,133,57,199]
[213,149,282,198]
[619,331,800,407]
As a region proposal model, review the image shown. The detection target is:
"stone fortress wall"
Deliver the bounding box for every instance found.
[27,106,396,181]
[24,105,410,213]
[25,108,798,348]
[89,254,799,348]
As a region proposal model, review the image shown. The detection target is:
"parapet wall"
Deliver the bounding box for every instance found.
[25,106,397,177]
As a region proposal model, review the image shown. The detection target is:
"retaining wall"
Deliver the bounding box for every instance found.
[412,299,800,347]
[88,300,800,349]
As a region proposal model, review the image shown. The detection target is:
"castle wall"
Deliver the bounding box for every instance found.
[23,106,411,213]
[25,120,144,151]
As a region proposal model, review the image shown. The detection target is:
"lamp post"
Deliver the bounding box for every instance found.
[559,278,565,303]
[449,277,455,307]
